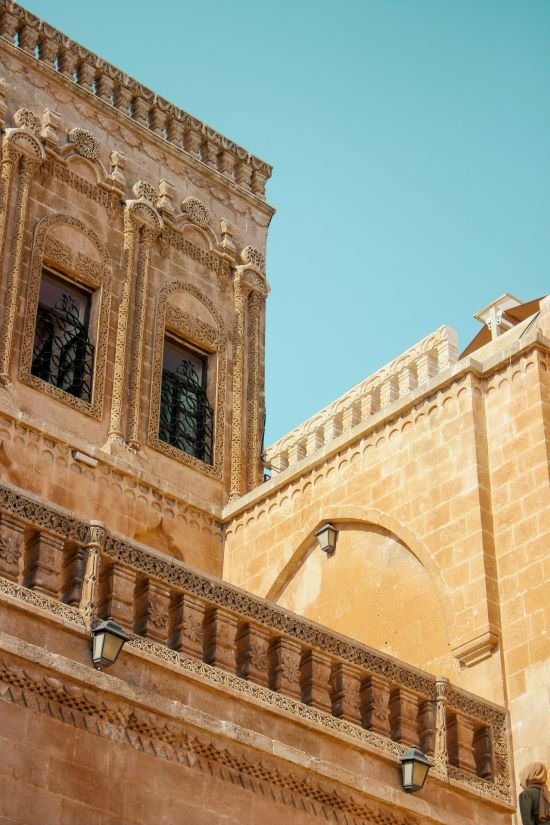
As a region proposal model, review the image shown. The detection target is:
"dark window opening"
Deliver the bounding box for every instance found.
[159,339,214,464]
[31,271,94,402]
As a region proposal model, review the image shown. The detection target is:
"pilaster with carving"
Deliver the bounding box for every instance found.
[0,115,45,384]
[79,523,106,630]
[433,676,449,779]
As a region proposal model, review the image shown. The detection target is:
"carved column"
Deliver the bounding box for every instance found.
[127,226,156,449]
[229,270,248,501]
[79,523,106,628]
[172,594,205,660]
[433,676,449,779]
[0,148,43,383]
[135,578,170,644]
[0,512,24,582]
[246,291,265,490]
[236,622,270,687]
[203,606,238,673]
[0,141,17,293]
[107,211,139,444]
[361,674,391,737]
[331,662,362,725]
[269,637,302,700]
[23,530,65,598]
[389,687,420,746]
[301,649,332,713]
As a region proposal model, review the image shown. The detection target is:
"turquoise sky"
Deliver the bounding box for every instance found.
[21,1,550,444]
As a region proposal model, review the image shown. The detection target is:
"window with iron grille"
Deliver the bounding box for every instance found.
[31,271,94,402]
[159,339,214,464]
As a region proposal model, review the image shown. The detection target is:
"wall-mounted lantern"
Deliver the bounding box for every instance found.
[400,748,432,794]
[315,523,338,556]
[91,617,130,670]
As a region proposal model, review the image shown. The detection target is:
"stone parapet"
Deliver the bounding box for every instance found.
[0,478,512,805]
[0,0,272,200]
[265,325,459,473]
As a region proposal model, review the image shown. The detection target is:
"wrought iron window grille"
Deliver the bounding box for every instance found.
[159,358,214,464]
[31,293,94,402]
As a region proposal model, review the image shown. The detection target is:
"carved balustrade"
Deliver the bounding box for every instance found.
[266,325,459,474]
[0,0,271,199]
[0,481,510,802]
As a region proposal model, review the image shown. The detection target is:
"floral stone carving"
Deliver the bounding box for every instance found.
[181,197,211,228]
[68,127,99,160]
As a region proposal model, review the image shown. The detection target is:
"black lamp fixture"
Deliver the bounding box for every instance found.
[400,748,432,794]
[91,617,130,670]
[315,523,338,556]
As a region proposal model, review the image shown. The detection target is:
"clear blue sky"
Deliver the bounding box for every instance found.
[22,1,550,444]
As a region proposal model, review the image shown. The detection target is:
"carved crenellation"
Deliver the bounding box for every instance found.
[0,1,272,200]
[266,325,459,474]
[0,477,510,802]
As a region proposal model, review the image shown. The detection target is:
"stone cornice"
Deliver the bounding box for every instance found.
[0,1,274,208]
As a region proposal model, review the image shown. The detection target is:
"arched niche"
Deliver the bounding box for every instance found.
[276,520,451,674]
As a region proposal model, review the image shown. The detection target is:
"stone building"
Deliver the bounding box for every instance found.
[0,2,546,823]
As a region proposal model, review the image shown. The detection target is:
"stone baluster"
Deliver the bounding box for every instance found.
[447,712,478,774]
[99,562,135,630]
[132,95,150,127]
[361,674,391,736]
[58,48,78,80]
[306,429,324,456]
[269,637,302,700]
[60,543,88,606]
[218,150,235,179]
[324,414,342,443]
[135,579,171,644]
[77,58,96,92]
[417,351,437,384]
[0,512,24,583]
[38,35,58,67]
[270,451,288,474]
[235,160,252,190]
[96,73,115,104]
[204,606,238,673]
[473,726,493,780]
[437,328,459,369]
[236,622,270,687]
[331,662,362,725]
[288,440,306,465]
[23,530,65,598]
[149,108,166,137]
[172,593,205,660]
[301,650,332,713]
[115,84,133,116]
[166,116,184,147]
[202,138,218,167]
[418,698,436,757]
[0,7,19,41]
[18,24,38,55]
[380,375,399,408]
[343,401,361,432]
[251,169,268,198]
[398,364,417,396]
[184,123,202,159]
[389,687,420,746]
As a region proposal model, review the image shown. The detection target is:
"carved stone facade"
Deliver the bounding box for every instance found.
[0,3,541,825]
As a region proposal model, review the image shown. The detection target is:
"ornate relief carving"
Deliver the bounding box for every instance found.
[79,524,106,630]
[246,291,264,490]
[13,107,41,135]
[148,280,226,479]
[133,179,157,204]
[181,196,211,227]
[68,127,99,160]
[160,227,231,282]
[42,158,114,210]
[19,214,112,419]
[241,245,265,271]
[165,305,218,349]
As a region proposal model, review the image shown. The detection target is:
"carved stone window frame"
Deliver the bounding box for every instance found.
[148,280,227,479]
[19,214,112,418]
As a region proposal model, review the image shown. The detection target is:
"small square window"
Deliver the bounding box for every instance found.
[159,338,214,464]
[31,270,94,402]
